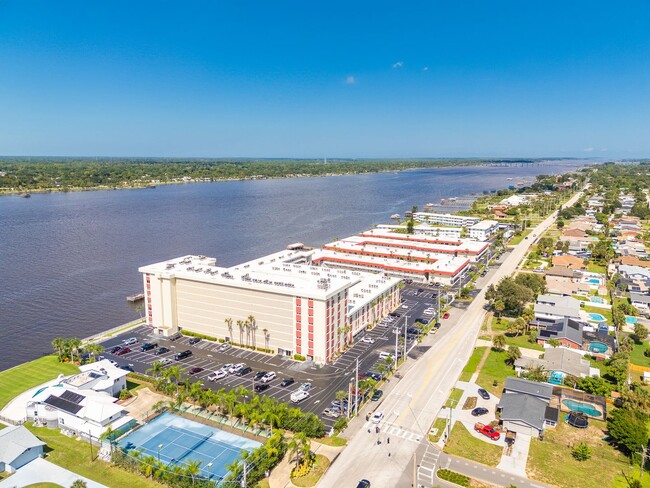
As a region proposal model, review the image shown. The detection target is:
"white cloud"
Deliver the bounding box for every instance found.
[583,147,594,152]
[392,61,404,69]
[423,66,429,71]
[345,75,356,84]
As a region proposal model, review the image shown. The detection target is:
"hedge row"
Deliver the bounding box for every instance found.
[437,469,470,487]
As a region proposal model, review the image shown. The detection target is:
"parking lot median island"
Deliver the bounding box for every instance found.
[443,422,503,467]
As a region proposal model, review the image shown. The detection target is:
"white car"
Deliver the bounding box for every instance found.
[371,412,384,424]
[228,363,245,374]
[208,370,227,381]
[299,382,312,391]
[360,336,375,344]
[291,390,310,403]
[158,358,172,366]
[219,343,231,352]
[261,371,276,383]
[123,337,138,346]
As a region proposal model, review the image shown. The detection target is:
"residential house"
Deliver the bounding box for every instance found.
[0,425,45,473]
[551,255,586,269]
[514,347,600,381]
[497,377,559,437]
[545,276,591,296]
[534,294,582,321]
[618,256,650,268]
[562,229,589,239]
[630,292,650,312]
[535,317,616,356]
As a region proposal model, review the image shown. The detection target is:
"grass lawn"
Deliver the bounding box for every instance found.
[491,317,509,332]
[587,356,609,376]
[25,423,161,488]
[504,334,544,351]
[445,388,464,408]
[587,262,607,274]
[459,347,486,382]
[0,356,79,410]
[476,349,516,396]
[508,230,532,246]
[628,336,650,367]
[257,480,271,488]
[24,484,64,488]
[291,454,330,487]
[443,422,502,467]
[527,420,630,488]
[429,417,447,443]
[313,436,347,447]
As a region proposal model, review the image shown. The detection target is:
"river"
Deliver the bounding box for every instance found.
[0,161,593,370]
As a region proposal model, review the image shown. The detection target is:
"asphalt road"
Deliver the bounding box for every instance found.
[319,191,583,488]
[99,284,440,431]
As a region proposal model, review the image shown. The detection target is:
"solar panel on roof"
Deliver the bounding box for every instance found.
[60,390,85,404]
[43,394,83,414]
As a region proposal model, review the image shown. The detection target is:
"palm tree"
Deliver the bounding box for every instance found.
[287,435,302,468]
[244,320,251,347]
[147,361,166,378]
[152,400,167,414]
[85,343,104,362]
[248,315,257,348]
[262,328,269,350]
[225,317,233,342]
[68,337,83,364]
[184,459,202,485]
[71,480,88,488]
[237,320,245,344]
[51,337,65,361]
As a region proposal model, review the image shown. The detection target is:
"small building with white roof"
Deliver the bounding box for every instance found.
[468,220,499,241]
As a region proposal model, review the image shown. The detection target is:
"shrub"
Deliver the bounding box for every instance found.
[127,372,153,383]
[572,442,592,461]
[294,354,306,361]
[644,347,650,358]
[437,468,470,487]
[182,330,217,342]
[119,389,133,400]
[218,338,225,343]
[333,416,348,434]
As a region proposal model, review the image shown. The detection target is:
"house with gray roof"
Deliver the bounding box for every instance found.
[534,294,582,321]
[514,347,599,380]
[497,377,559,437]
[0,425,45,473]
[630,292,650,311]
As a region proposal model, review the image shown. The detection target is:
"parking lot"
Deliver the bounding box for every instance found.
[100,283,441,431]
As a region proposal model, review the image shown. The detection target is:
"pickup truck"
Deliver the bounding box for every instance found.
[474,422,500,441]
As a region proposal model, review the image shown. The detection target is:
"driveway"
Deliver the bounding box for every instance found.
[0,457,106,488]
[497,432,532,477]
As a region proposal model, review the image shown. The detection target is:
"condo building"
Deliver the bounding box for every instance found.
[412,212,481,227]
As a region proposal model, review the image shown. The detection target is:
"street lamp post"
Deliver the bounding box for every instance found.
[157,443,163,464]
[207,462,213,480]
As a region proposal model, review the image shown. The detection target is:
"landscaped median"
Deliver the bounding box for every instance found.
[0,356,79,410]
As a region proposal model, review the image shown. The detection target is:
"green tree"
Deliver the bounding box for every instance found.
[634,324,648,341]
[572,442,592,461]
[523,365,548,382]
[71,480,88,488]
[607,408,649,455]
[506,346,521,365]
[548,338,560,348]
[620,336,635,353]
[575,376,611,396]
[493,334,506,351]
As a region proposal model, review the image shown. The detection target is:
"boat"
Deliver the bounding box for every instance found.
[507,177,513,181]
[20,193,31,198]
[126,293,145,302]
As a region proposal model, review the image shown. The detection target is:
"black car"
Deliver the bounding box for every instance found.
[120,364,135,372]
[236,366,253,376]
[174,350,192,360]
[434,322,441,329]
[255,371,268,380]
[371,390,383,401]
[478,388,491,400]
[254,383,270,393]
[154,347,170,355]
[280,378,295,387]
[141,342,158,351]
[108,345,123,354]
[188,337,201,345]
[356,480,371,488]
[471,407,489,416]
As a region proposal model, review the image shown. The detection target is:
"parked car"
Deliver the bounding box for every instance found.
[254,383,270,393]
[189,367,203,375]
[434,322,441,329]
[477,388,490,400]
[236,366,252,376]
[123,337,138,346]
[371,390,383,401]
[360,336,375,344]
[188,337,201,345]
[261,371,276,383]
[154,346,170,355]
[471,407,489,417]
[443,312,450,319]
[280,378,295,387]
[255,371,268,380]
[356,480,371,488]
[141,342,158,351]
[158,358,173,366]
[218,342,231,352]
[208,370,227,381]
[290,390,309,403]
[108,345,123,354]
[323,408,341,418]
[120,364,134,372]
[116,347,131,356]
[228,363,245,374]
[220,363,233,373]
[299,382,312,391]
[174,350,192,360]
[474,422,500,440]
[371,412,384,424]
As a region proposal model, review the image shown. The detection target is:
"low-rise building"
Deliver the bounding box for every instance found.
[412,212,480,227]
[497,378,558,437]
[534,294,582,321]
[468,220,499,241]
[374,224,462,240]
[551,255,586,269]
[514,347,599,380]
[630,292,650,311]
[0,426,45,473]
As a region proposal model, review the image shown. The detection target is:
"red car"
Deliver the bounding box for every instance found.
[474,422,500,440]
[443,312,450,319]
[115,347,131,356]
[189,367,203,375]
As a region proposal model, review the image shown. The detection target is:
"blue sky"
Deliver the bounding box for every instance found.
[1,1,649,158]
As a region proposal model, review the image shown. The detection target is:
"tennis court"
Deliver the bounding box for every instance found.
[118,412,261,480]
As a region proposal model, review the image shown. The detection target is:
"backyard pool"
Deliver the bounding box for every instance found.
[562,399,602,417]
[586,278,601,284]
[588,313,607,322]
[588,341,608,353]
[589,297,605,304]
[626,316,639,325]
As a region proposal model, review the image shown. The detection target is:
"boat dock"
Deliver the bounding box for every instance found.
[126,293,145,302]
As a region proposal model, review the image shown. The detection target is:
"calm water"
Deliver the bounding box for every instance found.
[0,161,590,370]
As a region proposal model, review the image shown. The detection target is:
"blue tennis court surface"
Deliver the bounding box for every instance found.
[118,412,261,480]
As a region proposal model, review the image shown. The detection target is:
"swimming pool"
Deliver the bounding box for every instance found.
[588,313,607,322]
[118,413,261,480]
[586,278,601,284]
[562,399,602,417]
[626,316,639,325]
[589,297,605,304]
[589,341,608,353]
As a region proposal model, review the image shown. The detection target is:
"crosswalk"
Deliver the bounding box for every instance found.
[381,422,423,444]
[417,445,441,488]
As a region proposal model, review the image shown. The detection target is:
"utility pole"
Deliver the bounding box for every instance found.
[636,447,648,480]
[347,381,352,420]
[88,429,93,462]
[394,327,399,371]
[242,461,247,487]
[446,398,457,441]
[413,453,417,488]
[355,358,359,417]
[403,315,408,360]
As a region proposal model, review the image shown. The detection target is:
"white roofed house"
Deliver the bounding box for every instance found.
[468,220,499,241]
[0,425,45,473]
